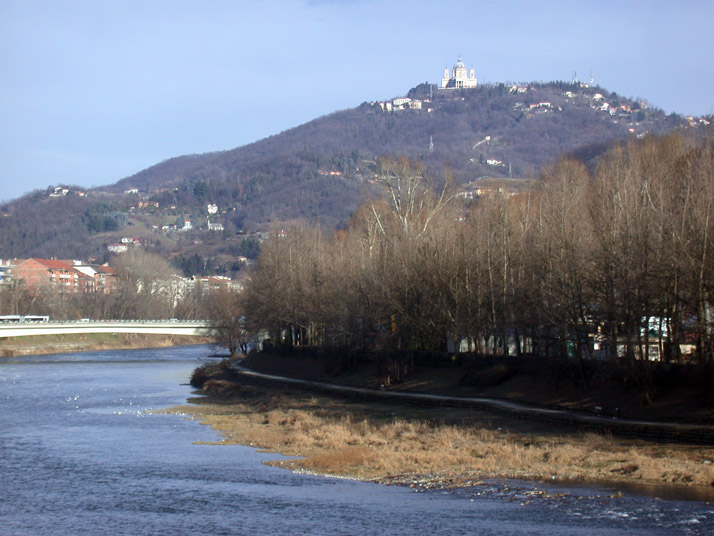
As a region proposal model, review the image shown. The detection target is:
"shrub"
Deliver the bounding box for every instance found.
[190,364,213,388]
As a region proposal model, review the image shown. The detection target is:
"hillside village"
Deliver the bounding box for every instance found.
[373,59,710,182]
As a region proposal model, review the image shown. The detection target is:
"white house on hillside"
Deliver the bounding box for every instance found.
[207,220,224,232]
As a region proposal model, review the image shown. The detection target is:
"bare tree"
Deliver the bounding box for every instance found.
[241,136,713,369]
[207,286,250,357]
[111,250,179,319]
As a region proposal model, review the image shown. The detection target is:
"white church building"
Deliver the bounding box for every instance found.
[441,56,478,89]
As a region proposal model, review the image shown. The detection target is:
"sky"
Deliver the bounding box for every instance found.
[1,0,713,202]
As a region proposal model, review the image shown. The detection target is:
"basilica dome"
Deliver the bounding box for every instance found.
[440,56,478,89]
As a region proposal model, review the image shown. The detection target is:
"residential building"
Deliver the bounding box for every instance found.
[49,187,69,197]
[0,258,17,286]
[13,258,86,292]
[8,257,117,295]
[207,220,224,232]
[108,243,128,253]
[73,263,118,294]
[121,237,143,246]
[196,275,242,293]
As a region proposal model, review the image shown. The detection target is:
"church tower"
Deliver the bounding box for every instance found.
[441,65,450,89]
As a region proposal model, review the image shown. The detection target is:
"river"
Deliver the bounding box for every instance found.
[1,345,712,535]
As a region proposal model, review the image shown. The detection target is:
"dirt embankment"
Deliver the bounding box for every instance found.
[0,332,212,357]
[178,357,714,495]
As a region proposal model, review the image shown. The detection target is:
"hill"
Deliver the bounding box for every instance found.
[0,80,706,270]
[107,81,685,199]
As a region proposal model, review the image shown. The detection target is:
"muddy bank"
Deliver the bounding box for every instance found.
[0,332,213,357]
[178,361,714,498]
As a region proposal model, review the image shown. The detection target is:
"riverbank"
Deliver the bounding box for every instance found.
[179,358,714,497]
[0,332,212,357]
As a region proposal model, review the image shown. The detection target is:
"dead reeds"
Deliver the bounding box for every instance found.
[174,385,714,489]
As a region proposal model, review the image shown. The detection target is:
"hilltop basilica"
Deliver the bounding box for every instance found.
[441,56,478,89]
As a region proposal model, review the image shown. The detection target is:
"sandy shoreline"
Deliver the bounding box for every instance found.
[177,361,714,501]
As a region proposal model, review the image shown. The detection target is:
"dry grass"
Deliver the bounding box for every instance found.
[171,384,714,491]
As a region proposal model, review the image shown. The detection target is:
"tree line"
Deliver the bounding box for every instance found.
[240,133,713,366]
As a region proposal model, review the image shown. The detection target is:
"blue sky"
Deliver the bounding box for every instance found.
[1,0,712,202]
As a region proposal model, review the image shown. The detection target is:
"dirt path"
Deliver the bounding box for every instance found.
[232,363,714,444]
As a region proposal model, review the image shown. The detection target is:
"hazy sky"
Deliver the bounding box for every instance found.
[1,0,712,202]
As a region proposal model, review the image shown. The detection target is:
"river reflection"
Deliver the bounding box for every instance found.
[1,345,712,535]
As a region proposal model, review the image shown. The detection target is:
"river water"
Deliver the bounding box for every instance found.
[1,345,712,535]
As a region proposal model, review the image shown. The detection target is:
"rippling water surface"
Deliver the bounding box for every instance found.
[1,346,712,535]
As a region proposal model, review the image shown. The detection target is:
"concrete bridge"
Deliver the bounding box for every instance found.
[0,320,214,338]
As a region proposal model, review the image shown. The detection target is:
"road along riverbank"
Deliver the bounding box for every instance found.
[180,359,714,498]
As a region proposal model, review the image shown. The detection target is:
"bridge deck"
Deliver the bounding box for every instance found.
[0,321,214,337]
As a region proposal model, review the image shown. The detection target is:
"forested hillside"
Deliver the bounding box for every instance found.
[0,80,705,265]
[108,82,684,198]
